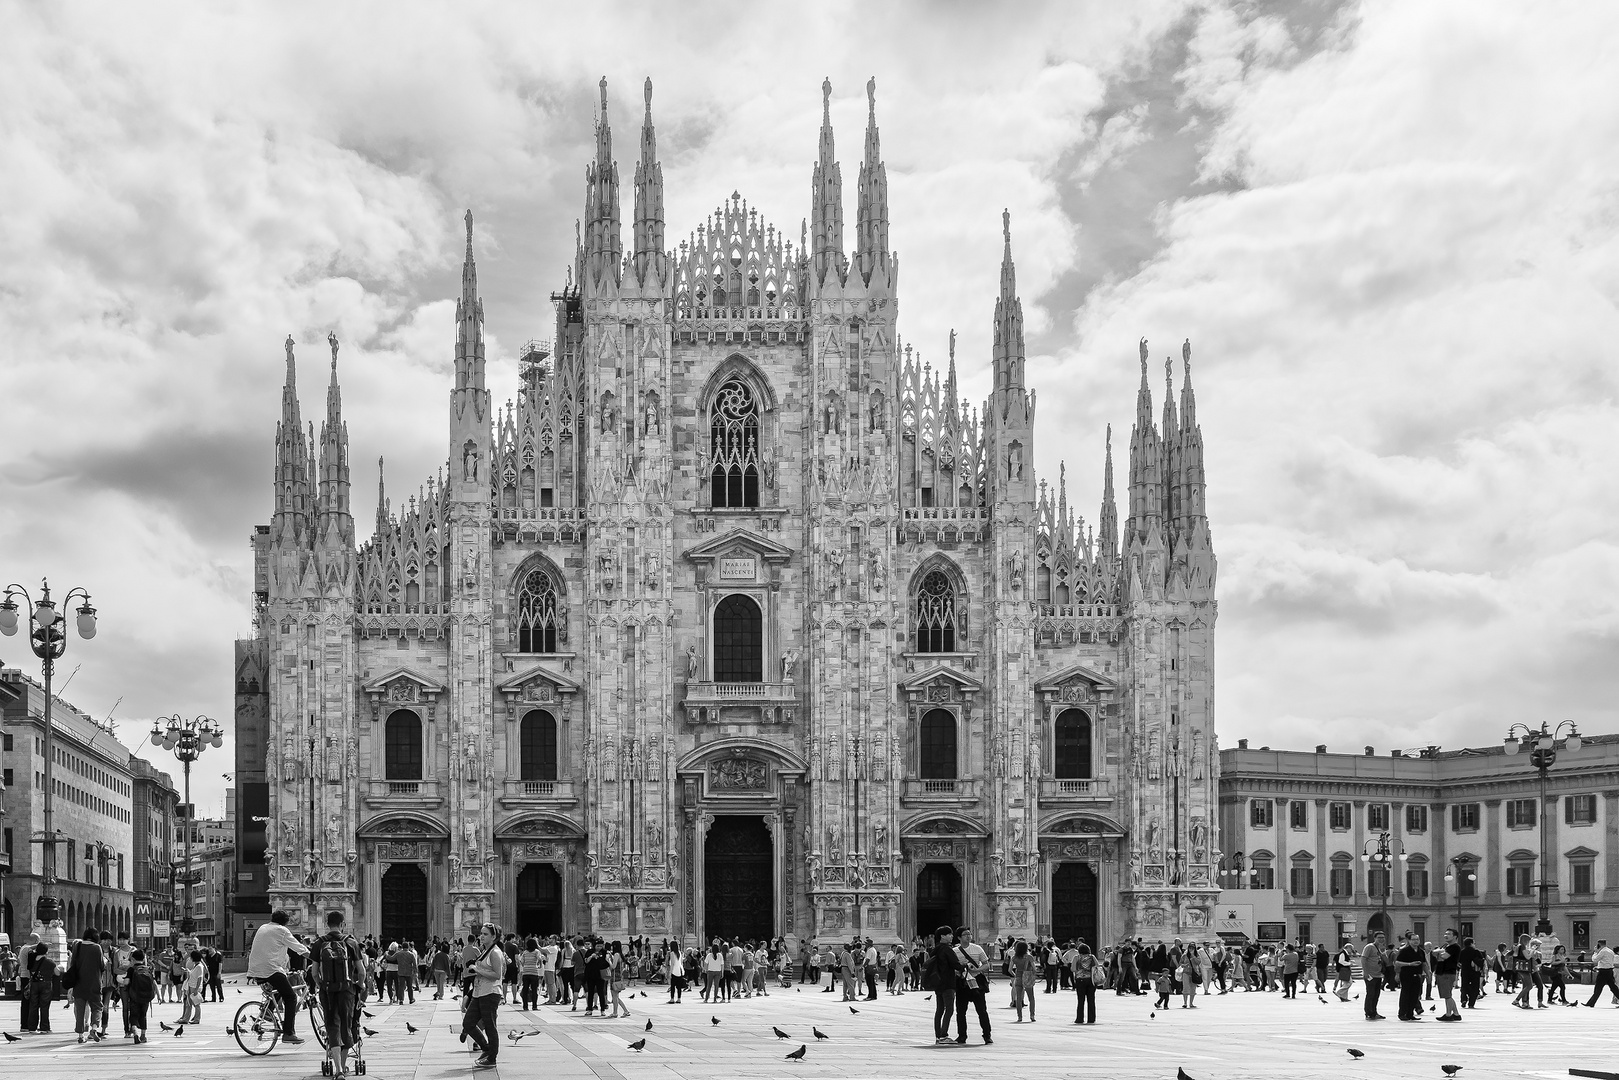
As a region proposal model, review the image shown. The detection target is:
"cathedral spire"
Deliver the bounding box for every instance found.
[1100,423,1119,562]
[631,76,666,285]
[1180,338,1207,524]
[317,331,352,544]
[583,76,622,289]
[273,334,310,542]
[854,76,889,281]
[1162,354,1180,529]
[454,210,486,391]
[809,77,845,284]
[1125,337,1161,548]
[991,209,1026,392]
[375,456,389,536]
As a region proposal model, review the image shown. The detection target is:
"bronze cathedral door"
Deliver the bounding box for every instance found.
[703,816,773,942]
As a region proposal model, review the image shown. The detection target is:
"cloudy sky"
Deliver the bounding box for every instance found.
[3,1,1616,813]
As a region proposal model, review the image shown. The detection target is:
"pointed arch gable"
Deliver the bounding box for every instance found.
[906,552,969,597]
[697,353,778,413]
[509,550,569,600]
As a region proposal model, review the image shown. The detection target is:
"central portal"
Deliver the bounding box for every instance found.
[704,816,773,943]
[1051,862,1099,946]
[515,864,562,938]
[380,863,429,947]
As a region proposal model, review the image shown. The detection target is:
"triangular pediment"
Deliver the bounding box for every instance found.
[496,664,581,697]
[1035,663,1116,693]
[361,667,445,696]
[683,528,794,564]
[899,663,982,694]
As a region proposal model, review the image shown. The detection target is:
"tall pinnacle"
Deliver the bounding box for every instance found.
[1100,423,1119,562]
[991,210,1026,391]
[855,75,889,278]
[317,330,350,535]
[455,210,485,391]
[274,334,309,536]
[809,77,845,281]
[632,76,665,275]
[1127,337,1162,547]
[583,76,622,286]
[375,456,389,535]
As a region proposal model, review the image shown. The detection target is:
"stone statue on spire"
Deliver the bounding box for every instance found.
[1139,336,1148,368]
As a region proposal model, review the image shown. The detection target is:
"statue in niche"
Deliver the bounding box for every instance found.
[780,647,799,683]
[805,851,822,888]
[873,822,887,857]
[1190,818,1208,860]
[869,389,884,433]
[283,733,300,785]
[1128,849,1143,888]
[1146,815,1160,855]
[823,546,845,597]
[644,400,658,437]
[1008,443,1024,481]
[1011,819,1026,863]
[463,441,479,483]
[325,812,340,854]
[1009,547,1026,589]
[868,551,883,592]
[827,826,843,864]
[463,734,481,781]
[326,738,342,783]
[762,452,777,490]
[645,816,664,854]
[600,393,616,434]
[304,850,319,888]
[280,818,298,859]
[990,850,1006,888]
[1168,726,1184,777]
[686,644,701,680]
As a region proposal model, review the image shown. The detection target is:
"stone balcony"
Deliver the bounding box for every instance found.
[682,681,798,726]
[899,778,983,808]
[362,779,444,811]
[1037,777,1111,803]
[498,779,581,811]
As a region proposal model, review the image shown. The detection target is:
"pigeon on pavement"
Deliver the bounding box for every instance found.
[774,1026,791,1039]
[159,1022,173,1031]
[1348,1049,1365,1059]
[645,1020,653,1031]
[406,1022,419,1034]
[173,1025,185,1037]
[1441,1068,1462,1077]
[813,1027,829,1040]
[1178,1069,1196,1080]
[629,1038,647,1052]
[786,1044,807,1061]
[849,1006,859,1014]
[2,1033,21,1043]
[711,1016,721,1025]
[363,1027,379,1037]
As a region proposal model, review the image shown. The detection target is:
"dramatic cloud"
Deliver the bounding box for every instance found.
[1,0,1615,811]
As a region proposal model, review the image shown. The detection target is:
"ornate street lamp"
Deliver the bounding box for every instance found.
[1360,831,1408,939]
[1215,850,1250,887]
[0,579,98,927]
[149,714,224,937]
[1504,720,1581,935]
[1442,855,1476,936]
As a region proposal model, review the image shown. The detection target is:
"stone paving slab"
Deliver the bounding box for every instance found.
[1,975,1616,1079]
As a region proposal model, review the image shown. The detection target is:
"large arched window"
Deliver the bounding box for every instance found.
[515,567,561,653]
[713,594,763,682]
[520,710,558,782]
[915,570,959,652]
[384,710,423,781]
[920,709,958,779]
[709,378,760,508]
[1054,708,1092,779]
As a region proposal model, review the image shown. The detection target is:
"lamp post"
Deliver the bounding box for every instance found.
[149,714,223,938]
[0,579,98,934]
[1442,855,1476,936]
[1360,831,1408,939]
[1215,850,1249,887]
[1504,720,1581,936]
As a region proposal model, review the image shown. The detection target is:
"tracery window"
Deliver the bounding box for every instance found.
[915,570,959,652]
[709,378,760,508]
[515,568,561,652]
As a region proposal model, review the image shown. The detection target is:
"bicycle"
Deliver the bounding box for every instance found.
[233,971,328,1056]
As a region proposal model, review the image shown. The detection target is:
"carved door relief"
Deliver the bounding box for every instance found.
[703,816,773,942]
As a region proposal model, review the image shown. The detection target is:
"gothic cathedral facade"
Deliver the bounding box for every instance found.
[239,77,1221,947]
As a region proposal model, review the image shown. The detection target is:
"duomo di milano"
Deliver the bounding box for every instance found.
[235,77,1220,948]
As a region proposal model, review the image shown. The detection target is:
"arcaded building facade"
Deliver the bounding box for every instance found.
[236,78,1222,947]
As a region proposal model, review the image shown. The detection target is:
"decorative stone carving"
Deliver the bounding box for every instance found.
[709,757,767,791]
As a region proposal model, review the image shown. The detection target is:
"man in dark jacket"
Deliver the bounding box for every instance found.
[930,926,961,1043]
[66,927,108,1041]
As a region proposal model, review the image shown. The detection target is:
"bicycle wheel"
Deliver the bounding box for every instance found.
[307,995,328,1050]
[233,998,280,1056]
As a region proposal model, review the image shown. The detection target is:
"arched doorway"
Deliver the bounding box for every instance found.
[1367,911,1392,940]
[1051,862,1099,946]
[915,864,963,937]
[380,863,429,948]
[704,816,773,942]
[515,864,562,938]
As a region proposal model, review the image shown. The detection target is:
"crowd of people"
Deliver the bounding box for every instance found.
[7,916,1617,1071]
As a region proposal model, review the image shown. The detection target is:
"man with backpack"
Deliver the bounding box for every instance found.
[312,910,367,1079]
[125,948,157,1044]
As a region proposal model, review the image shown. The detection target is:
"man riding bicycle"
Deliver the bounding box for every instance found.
[247,910,311,1044]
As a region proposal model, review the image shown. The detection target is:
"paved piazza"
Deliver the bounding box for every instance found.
[1,974,1615,1080]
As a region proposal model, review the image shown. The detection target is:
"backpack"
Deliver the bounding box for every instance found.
[919,952,938,991]
[127,967,156,1006]
[319,935,358,993]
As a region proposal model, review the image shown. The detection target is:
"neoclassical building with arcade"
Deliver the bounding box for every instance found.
[233,76,1221,948]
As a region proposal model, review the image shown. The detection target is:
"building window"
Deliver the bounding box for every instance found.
[712,594,763,682]
[1571,861,1595,896]
[1565,794,1597,825]
[1511,920,1529,941]
[1412,919,1426,943]
[1296,919,1312,943]
[384,710,423,781]
[1289,801,1308,830]
[1506,864,1533,897]
[1367,804,1389,831]
[1368,866,1388,899]
[1573,920,1591,951]
[1451,804,1480,832]
[915,570,960,653]
[1250,861,1275,889]
[1290,866,1314,898]
[1406,867,1429,898]
[1330,866,1353,897]
[1250,800,1273,828]
[1053,710,1092,780]
[519,710,558,782]
[709,378,760,508]
[1459,920,1474,940]
[1406,805,1428,833]
[919,709,958,780]
[2,769,10,788]
[1457,863,1478,898]
[1329,803,1352,830]
[1,733,10,751]
[1506,799,1536,828]
[514,568,561,653]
